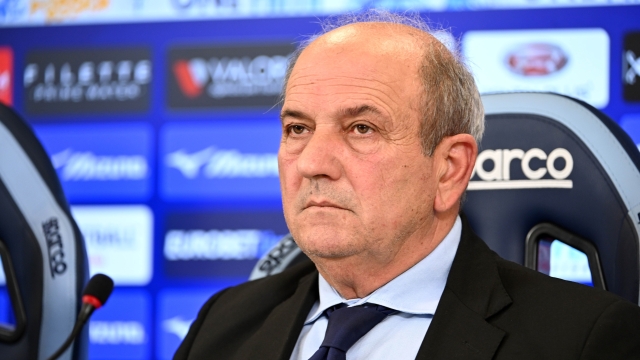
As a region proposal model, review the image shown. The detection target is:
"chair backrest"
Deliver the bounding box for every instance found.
[0,104,89,360]
[250,92,640,306]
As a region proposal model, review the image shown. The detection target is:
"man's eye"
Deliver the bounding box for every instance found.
[354,124,372,134]
[289,125,307,135]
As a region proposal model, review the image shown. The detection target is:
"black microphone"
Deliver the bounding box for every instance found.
[47,274,114,360]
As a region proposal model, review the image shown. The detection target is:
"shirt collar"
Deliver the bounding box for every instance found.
[305,216,462,324]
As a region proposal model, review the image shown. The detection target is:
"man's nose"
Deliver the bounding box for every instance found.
[296,129,342,180]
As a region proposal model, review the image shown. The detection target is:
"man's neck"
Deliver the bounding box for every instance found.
[311,214,457,299]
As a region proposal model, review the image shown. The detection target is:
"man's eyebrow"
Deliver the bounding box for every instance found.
[338,105,383,118]
[280,109,309,122]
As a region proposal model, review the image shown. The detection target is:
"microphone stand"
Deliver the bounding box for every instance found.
[46,303,95,360]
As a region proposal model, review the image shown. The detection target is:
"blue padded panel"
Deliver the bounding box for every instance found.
[0,104,89,360]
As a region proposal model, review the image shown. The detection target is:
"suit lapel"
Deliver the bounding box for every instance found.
[416,216,512,360]
[237,265,319,360]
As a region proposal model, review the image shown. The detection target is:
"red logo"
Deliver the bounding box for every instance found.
[506,43,568,76]
[0,47,13,106]
[173,59,208,98]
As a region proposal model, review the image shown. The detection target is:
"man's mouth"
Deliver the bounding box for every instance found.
[304,199,346,210]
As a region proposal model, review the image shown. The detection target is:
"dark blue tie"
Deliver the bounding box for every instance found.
[308,303,395,360]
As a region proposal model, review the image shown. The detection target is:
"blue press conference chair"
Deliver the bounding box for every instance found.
[250,92,640,306]
[0,103,89,360]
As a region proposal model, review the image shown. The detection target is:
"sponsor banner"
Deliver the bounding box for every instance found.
[163,211,289,278]
[462,29,610,108]
[0,47,12,106]
[160,120,281,202]
[620,113,640,151]
[0,258,4,285]
[468,147,574,190]
[72,205,153,286]
[1,1,635,27]
[24,47,151,114]
[548,240,593,285]
[157,288,227,360]
[0,288,8,325]
[33,122,153,202]
[464,0,633,9]
[167,44,294,109]
[89,289,150,359]
[0,0,28,25]
[623,32,640,102]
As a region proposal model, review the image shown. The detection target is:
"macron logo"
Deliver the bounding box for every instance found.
[162,316,193,340]
[468,147,573,190]
[51,148,148,181]
[165,147,278,179]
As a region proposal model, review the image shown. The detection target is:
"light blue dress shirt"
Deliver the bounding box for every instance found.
[289,216,462,360]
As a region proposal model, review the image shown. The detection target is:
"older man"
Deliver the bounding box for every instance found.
[175,12,640,360]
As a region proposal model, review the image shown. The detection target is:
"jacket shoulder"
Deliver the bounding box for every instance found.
[174,259,317,360]
[223,258,316,308]
[491,256,640,358]
[494,255,626,308]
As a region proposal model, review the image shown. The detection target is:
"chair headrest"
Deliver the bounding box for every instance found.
[463,92,640,304]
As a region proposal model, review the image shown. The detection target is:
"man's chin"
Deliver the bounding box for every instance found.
[295,237,361,260]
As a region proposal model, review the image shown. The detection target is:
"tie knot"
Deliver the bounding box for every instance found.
[308,303,395,360]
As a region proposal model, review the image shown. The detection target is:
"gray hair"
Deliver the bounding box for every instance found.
[281,9,484,156]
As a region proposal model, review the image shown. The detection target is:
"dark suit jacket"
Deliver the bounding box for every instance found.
[175,218,640,359]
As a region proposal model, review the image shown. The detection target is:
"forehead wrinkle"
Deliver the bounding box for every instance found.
[280,108,311,123]
[286,77,405,113]
[289,73,404,97]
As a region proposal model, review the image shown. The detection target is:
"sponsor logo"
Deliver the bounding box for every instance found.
[160,121,281,202]
[90,290,150,359]
[52,148,148,181]
[163,211,289,278]
[255,235,300,277]
[30,0,110,21]
[468,147,573,190]
[162,316,192,340]
[171,0,237,10]
[506,43,567,76]
[34,123,153,202]
[624,32,640,102]
[157,289,226,360]
[90,321,145,345]
[167,44,294,109]
[463,29,610,108]
[166,147,278,179]
[0,0,27,23]
[72,206,153,286]
[24,48,151,114]
[42,217,67,277]
[164,229,282,261]
[0,47,12,106]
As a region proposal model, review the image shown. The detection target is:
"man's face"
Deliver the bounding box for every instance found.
[279,25,439,262]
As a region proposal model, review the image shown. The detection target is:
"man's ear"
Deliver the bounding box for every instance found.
[433,134,478,214]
